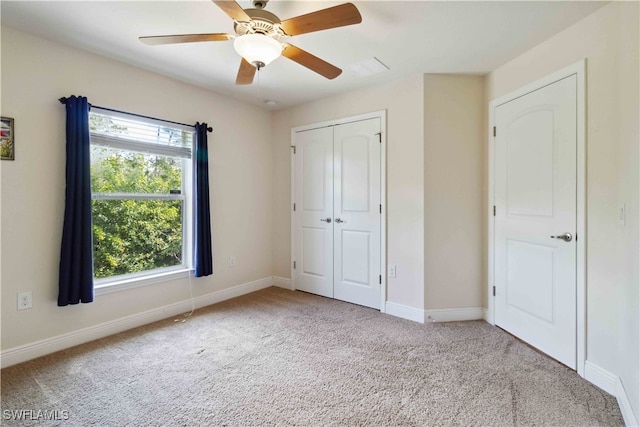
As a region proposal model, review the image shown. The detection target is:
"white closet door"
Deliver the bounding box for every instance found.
[333,118,381,309]
[294,126,334,298]
[293,117,382,310]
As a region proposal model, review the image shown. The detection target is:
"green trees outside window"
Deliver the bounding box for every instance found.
[89,113,191,280]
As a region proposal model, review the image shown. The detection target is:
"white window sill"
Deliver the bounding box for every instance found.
[94,268,194,296]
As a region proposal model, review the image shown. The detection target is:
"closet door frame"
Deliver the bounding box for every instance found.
[290,110,387,312]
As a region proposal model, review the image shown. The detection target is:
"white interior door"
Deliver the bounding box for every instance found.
[494,75,577,368]
[294,126,334,298]
[294,117,382,309]
[333,119,381,309]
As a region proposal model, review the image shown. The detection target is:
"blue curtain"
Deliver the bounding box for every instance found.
[194,123,213,277]
[58,96,94,305]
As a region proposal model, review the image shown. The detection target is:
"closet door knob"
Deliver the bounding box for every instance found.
[320,218,332,223]
[550,232,572,242]
[335,218,345,223]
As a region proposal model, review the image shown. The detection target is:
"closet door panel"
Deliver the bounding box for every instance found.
[333,118,381,309]
[294,126,334,298]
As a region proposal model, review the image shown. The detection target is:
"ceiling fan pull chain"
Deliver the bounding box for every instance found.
[256,66,261,101]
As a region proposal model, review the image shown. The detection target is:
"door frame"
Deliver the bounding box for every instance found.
[290,110,387,312]
[487,59,586,376]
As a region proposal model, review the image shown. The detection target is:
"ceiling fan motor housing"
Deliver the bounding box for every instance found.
[234,8,282,37]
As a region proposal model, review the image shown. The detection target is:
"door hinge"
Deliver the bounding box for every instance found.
[375,132,382,143]
[379,275,382,284]
[493,286,496,297]
[493,126,496,137]
[290,145,296,154]
[493,205,496,216]
[293,261,296,269]
[379,204,382,214]
[293,203,296,211]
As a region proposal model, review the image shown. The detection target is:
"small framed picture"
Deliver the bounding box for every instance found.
[1,117,15,160]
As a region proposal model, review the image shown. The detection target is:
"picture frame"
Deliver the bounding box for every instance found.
[1,116,15,160]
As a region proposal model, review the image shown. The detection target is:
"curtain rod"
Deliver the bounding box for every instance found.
[58,97,213,132]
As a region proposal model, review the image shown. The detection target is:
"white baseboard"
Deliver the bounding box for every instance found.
[193,276,273,309]
[385,301,425,323]
[616,376,639,427]
[424,307,484,323]
[584,361,638,426]
[384,303,486,324]
[272,276,293,290]
[0,276,275,368]
[483,307,494,324]
[584,361,617,395]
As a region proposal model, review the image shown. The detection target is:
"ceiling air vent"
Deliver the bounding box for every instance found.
[347,57,390,77]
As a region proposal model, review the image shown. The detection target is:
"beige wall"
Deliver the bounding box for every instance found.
[272,73,486,312]
[423,75,484,310]
[486,1,639,418]
[0,28,274,350]
[272,75,425,308]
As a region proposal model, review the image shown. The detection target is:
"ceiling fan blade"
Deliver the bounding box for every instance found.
[236,58,256,85]
[279,3,362,36]
[282,43,342,80]
[140,33,233,45]
[212,0,251,22]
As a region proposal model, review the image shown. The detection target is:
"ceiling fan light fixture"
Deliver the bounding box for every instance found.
[233,34,283,68]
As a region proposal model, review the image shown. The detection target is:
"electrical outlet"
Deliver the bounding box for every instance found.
[229,256,236,267]
[388,265,396,278]
[18,291,32,310]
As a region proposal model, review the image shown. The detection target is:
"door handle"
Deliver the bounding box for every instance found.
[320,218,332,223]
[335,218,346,224]
[550,232,573,242]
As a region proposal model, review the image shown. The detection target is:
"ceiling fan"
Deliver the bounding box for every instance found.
[140,0,362,85]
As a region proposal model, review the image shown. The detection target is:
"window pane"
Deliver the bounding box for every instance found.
[92,199,183,279]
[91,147,182,194]
[89,112,193,149]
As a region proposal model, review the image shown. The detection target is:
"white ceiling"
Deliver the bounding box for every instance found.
[1,1,607,109]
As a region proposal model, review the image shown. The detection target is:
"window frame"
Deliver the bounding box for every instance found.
[88,108,195,292]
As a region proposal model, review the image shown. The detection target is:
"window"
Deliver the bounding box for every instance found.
[89,109,194,286]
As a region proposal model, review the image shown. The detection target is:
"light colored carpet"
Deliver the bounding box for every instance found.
[1,287,623,426]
